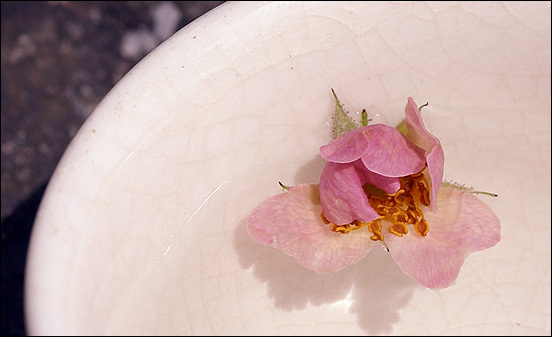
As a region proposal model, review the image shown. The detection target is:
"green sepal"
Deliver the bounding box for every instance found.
[331,89,358,138]
[441,181,498,197]
[396,120,408,136]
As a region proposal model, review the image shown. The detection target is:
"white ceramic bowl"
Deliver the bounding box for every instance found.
[25,2,551,335]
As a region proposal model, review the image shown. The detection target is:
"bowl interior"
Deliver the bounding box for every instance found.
[25,2,551,335]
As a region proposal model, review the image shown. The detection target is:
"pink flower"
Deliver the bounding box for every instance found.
[246,96,501,288]
[319,97,445,225]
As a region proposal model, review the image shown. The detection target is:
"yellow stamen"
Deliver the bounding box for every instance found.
[393,189,406,203]
[389,222,408,237]
[326,168,431,242]
[417,182,431,206]
[367,220,384,241]
[366,168,432,240]
[415,218,429,236]
[329,218,368,234]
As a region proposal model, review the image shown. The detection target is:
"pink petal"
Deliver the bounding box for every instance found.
[382,186,501,288]
[319,162,380,225]
[384,235,467,289]
[356,160,400,194]
[246,184,374,274]
[425,147,444,212]
[426,186,501,252]
[404,97,445,211]
[319,126,371,163]
[320,124,426,177]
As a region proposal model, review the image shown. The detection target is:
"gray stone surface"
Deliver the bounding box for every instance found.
[0,2,224,335]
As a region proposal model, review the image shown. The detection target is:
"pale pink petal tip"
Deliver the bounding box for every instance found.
[384,186,501,288]
[246,184,375,274]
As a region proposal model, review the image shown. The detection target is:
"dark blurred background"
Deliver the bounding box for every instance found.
[1,1,224,335]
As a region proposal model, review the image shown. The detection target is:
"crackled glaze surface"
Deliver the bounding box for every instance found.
[25,2,550,335]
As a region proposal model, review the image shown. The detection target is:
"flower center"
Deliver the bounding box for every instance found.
[322,169,431,241]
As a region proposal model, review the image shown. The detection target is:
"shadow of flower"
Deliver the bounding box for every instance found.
[233,219,418,334]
